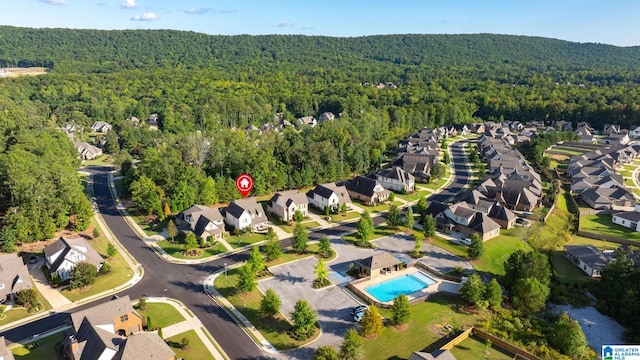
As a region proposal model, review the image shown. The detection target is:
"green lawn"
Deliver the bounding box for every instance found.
[157,239,227,259]
[396,189,431,202]
[278,220,321,233]
[342,226,404,246]
[0,285,52,327]
[136,301,186,329]
[128,207,167,236]
[473,229,525,276]
[228,233,267,248]
[329,210,361,223]
[82,156,114,166]
[214,268,319,350]
[450,335,514,360]
[12,332,64,360]
[550,251,599,286]
[113,178,125,195]
[166,330,214,360]
[568,235,622,249]
[579,214,640,242]
[62,237,133,302]
[429,229,524,276]
[556,190,571,213]
[422,169,451,191]
[362,296,484,360]
[362,200,404,213]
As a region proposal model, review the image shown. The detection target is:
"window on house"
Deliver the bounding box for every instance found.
[120,314,128,322]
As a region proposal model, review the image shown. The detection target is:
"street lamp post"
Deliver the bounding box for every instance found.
[224,262,227,278]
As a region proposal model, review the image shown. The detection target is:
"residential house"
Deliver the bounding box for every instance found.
[575,125,597,144]
[376,166,416,193]
[468,123,485,134]
[603,124,621,136]
[295,116,317,128]
[44,237,104,282]
[64,295,174,360]
[564,245,614,277]
[455,190,516,229]
[0,336,15,360]
[409,349,457,360]
[224,198,268,232]
[428,201,501,241]
[344,176,390,205]
[612,210,640,231]
[391,153,439,181]
[552,120,573,132]
[600,131,630,146]
[146,114,160,130]
[630,125,640,138]
[318,112,336,122]
[266,191,309,222]
[75,142,102,160]
[570,174,624,194]
[90,121,112,133]
[176,205,225,240]
[453,124,469,136]
[580,187,635,210]
[307,183,352,212]
[357,252,402,279]
[0,254,32,303]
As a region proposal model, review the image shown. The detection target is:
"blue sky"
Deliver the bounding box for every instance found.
[0,0,638,46]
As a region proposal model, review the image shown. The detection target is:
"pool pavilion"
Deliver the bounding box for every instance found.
[357,252,403,279]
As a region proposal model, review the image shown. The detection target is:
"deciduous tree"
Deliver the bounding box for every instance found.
[485,278,503,310]
[386,205,401,228]
[423,214,436,239]
[70,262,98,289]
[318,236,332,258]
[339,328,363,360]
[357,211,374,246]
[260,288,281,318]
[238,264,257,293]
[360,305,383,338]
[166,219,178,243]
[391,294,411,326]
[248,245,265,274]
[291,299,317,340]
[263,227,282,261]
[314,346,339,360]
[511,277,549,314]
[293,223,308,254]
[467,233,483,259]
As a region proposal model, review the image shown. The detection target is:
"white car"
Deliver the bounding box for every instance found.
[353,310,366,322]
[460,237,472,246]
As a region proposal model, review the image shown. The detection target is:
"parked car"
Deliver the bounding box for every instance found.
[516,218,531,227]
[460,237,472,246]
[353,311,365,322]
[351,305,368,316]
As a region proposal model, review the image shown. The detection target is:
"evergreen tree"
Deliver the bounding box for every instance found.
[238,264,257,293]
[511,277,549,314]
[405,206,414,230]
[293,223,309,254]
[467,233,484,259]
[339,328,363,360]
[291,300,317,340]
[260,288,281,318]
[485,278,503,310]
[391,294,411,326]
[360,305,383,338]
[263,227,282,261]
[423,214,436,239]
[318,236,332,258]
[314,346,339,360]
[416,198,427,215]
[357,211,374,246]
[460,274,485,307]
[247,245,265,274]
[387,205,401,228]
[551,312,589,359]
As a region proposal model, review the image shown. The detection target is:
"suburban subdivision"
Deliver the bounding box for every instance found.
[1,24,640,360]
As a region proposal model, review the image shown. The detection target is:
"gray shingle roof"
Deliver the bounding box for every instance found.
[345,176,389,197]
[115,332,175,360]
[71,295,140,333]
[44,236,104,274]
[268,191,309,208]
[226,198,268,224]
[0,254,31,299]
[565,245,613,271]
[613,211,640,223]
[358,252,401,270]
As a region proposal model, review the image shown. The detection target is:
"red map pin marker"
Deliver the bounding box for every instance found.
[235,174,254,197]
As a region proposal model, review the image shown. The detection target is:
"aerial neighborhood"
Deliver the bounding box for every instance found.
[4,23,640,360]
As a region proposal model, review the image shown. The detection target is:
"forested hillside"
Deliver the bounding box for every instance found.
[2,27,640,243]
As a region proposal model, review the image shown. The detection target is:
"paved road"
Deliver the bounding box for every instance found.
[0,135,466,357]
[428,139,472,203]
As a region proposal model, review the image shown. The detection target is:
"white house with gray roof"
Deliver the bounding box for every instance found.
[376,166,415,193]
[307,183,352,212]
[44,237,104,282]
[266,191,309,222]
[176,204,225,240]
[612,210,640,232]
[564,245,614,277]
[224,198,268,232]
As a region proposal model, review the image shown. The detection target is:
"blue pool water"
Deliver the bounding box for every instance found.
[365,272,436,302]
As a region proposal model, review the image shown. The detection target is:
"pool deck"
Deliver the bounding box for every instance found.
[352,267,460,306]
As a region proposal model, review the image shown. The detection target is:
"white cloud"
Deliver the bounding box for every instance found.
[185,7,213,15]
[121,0,137,9]
[40,0,65,5]
[131,12,159,21]
[277,21,294,28]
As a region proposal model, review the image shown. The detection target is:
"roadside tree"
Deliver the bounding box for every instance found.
[293,223,309,253]
[357,211,374,246]
[238,264,257,293]
[260,288,281,318]
[386,205,401,228]
[318,236,332,258]
[263,227,282,261]
[247,245,265,274]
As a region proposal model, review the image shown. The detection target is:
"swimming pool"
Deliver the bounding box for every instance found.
[365,272,436,302]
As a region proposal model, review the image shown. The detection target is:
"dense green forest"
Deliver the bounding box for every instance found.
[2,27,640,243]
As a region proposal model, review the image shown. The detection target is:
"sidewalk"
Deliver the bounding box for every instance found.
[204,270,280,356]
[146,297,227,360]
